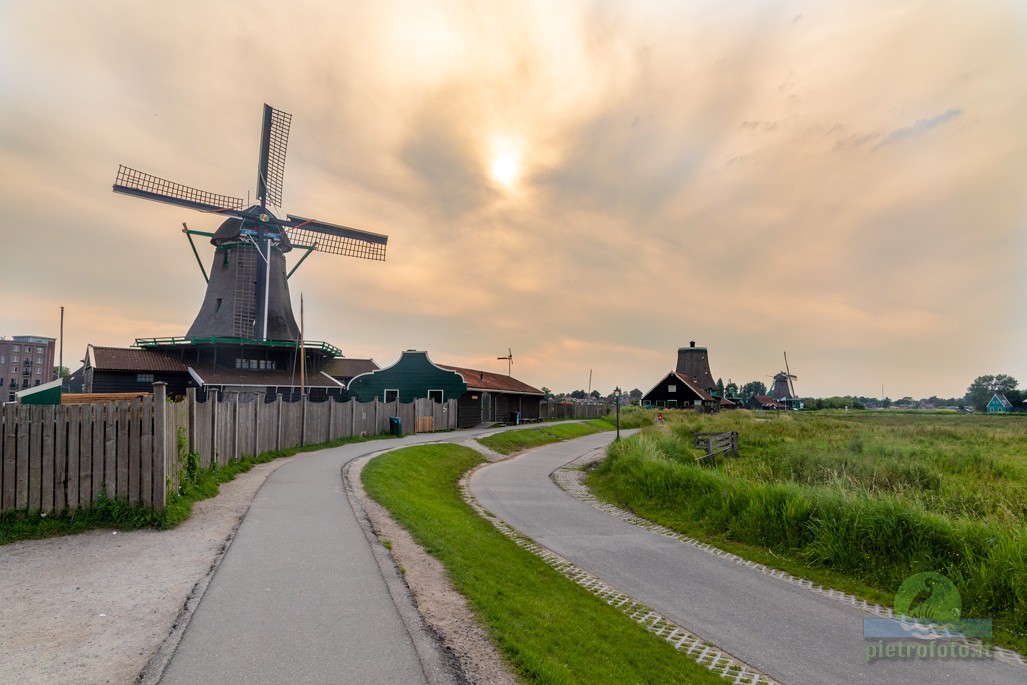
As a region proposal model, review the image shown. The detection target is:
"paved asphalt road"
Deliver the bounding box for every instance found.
[158,428,505,685]
[469,432,1025,685]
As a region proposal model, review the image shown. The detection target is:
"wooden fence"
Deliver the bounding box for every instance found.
[539,401,610,421]
[1,383,458,515]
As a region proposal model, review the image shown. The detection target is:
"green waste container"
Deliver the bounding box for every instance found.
[389,416,402,436]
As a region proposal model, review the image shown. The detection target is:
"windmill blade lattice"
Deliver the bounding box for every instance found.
[286,215,388,261]
[256,105,291,208]
[113,165,244,213]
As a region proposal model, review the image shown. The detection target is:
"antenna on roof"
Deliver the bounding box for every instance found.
[497,348,513,375]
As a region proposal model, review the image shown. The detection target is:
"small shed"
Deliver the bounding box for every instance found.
[641,372,718,411]
[347,351,467,404]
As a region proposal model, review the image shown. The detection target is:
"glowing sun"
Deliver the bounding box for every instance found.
[488,137,523,190]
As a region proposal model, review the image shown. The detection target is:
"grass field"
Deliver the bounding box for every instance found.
[587,409,1027,651]
[362,443,725,684]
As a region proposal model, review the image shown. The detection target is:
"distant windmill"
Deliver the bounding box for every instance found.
[497,348,513,376]
[113,104,388,342]
[769,351,798,401]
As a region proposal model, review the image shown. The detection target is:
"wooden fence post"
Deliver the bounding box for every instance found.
[276,393,283,451]
[209,388,219,466]
[153,382,167,510]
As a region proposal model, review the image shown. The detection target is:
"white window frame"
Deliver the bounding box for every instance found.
[384,389,399,402]
[667,384,676,393]
[428,389,444,403]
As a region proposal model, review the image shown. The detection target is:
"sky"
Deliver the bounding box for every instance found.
[2,0,1025,399]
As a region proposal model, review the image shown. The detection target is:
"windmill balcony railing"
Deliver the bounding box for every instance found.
[133,336,343,358]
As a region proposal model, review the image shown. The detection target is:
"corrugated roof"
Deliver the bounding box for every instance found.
[88,346,190,372]
[188,365,343,389]
[323,357,380,378]
[437,365,543,395]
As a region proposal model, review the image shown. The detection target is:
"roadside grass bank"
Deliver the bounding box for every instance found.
[0,433,391,545]
[477,421,607,455]
[362,443,726,685]
[586,410,1027,652]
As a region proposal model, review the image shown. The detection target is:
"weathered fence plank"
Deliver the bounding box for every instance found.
[128,398,141,504]
[41,405,55,513]
[54,406,67,513]
[116,401,129,501]
[2,406,16,510]
[16,406,30,509]
[67,405,80,511]
[140,398,153,507]
[28,406,42,511]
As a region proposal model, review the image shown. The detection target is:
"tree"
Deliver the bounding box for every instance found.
[569,389,587,400]
[725,381,739,397]
[740,381,766,400]
[541,387,553,400]
[965,374,1019,412]
[589,390,602,400]
[716,378,725,397]
[629,388,643,405]
[53,365,70,380]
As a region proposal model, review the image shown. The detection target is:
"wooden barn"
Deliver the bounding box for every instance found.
[641,372,718,411]
[437,365,545,428]
[640,342,723,412]
[82,340,348,401]
[347,350,467,405]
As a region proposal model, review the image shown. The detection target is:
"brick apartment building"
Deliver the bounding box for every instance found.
[1,335,56,403]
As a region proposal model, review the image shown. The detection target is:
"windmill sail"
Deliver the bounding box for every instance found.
[114,103,388,343]
[113,166,243,213]
[256,105,291,209]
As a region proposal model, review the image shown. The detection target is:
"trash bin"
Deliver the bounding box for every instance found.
[510,412,520,425]
[389,416,402,436]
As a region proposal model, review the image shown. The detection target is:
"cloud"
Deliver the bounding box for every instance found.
[877,108,963,147]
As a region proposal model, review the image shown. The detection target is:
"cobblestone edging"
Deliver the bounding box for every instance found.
[459,468,778,685]
[553,450,1027,672]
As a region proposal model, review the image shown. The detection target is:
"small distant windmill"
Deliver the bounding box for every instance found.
[113,104,388,342]
[497,348,513,376]
[769,352,798,404]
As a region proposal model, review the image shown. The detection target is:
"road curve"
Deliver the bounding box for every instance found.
[468,432,1024,685]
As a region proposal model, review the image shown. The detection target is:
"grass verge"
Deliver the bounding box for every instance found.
[477,421,607,455]
[362,443,726,685]
[587,423,1027,653]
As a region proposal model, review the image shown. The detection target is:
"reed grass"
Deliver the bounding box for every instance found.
[588,410,1027,648]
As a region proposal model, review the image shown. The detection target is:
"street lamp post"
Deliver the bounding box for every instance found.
[614,386,621,440]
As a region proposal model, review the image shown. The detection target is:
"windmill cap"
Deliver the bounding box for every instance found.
[678,345,707,353]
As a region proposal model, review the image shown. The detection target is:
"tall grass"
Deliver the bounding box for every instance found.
[588,411,1027,643]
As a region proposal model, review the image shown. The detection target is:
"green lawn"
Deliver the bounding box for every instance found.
[477,421,607,455]
[362,443,726,685]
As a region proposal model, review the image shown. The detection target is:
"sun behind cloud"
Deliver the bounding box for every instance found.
[488,135,523,189]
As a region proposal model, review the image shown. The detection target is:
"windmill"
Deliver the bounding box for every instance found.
[497,348,513,376]
[768,352,798,405]
[113,104,388,342]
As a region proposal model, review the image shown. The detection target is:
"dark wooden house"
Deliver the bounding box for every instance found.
[347,351,467,404]
[641,372,717,411]
[437,365,545,428]
[82,339,348,401]
[640,342,724,412]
